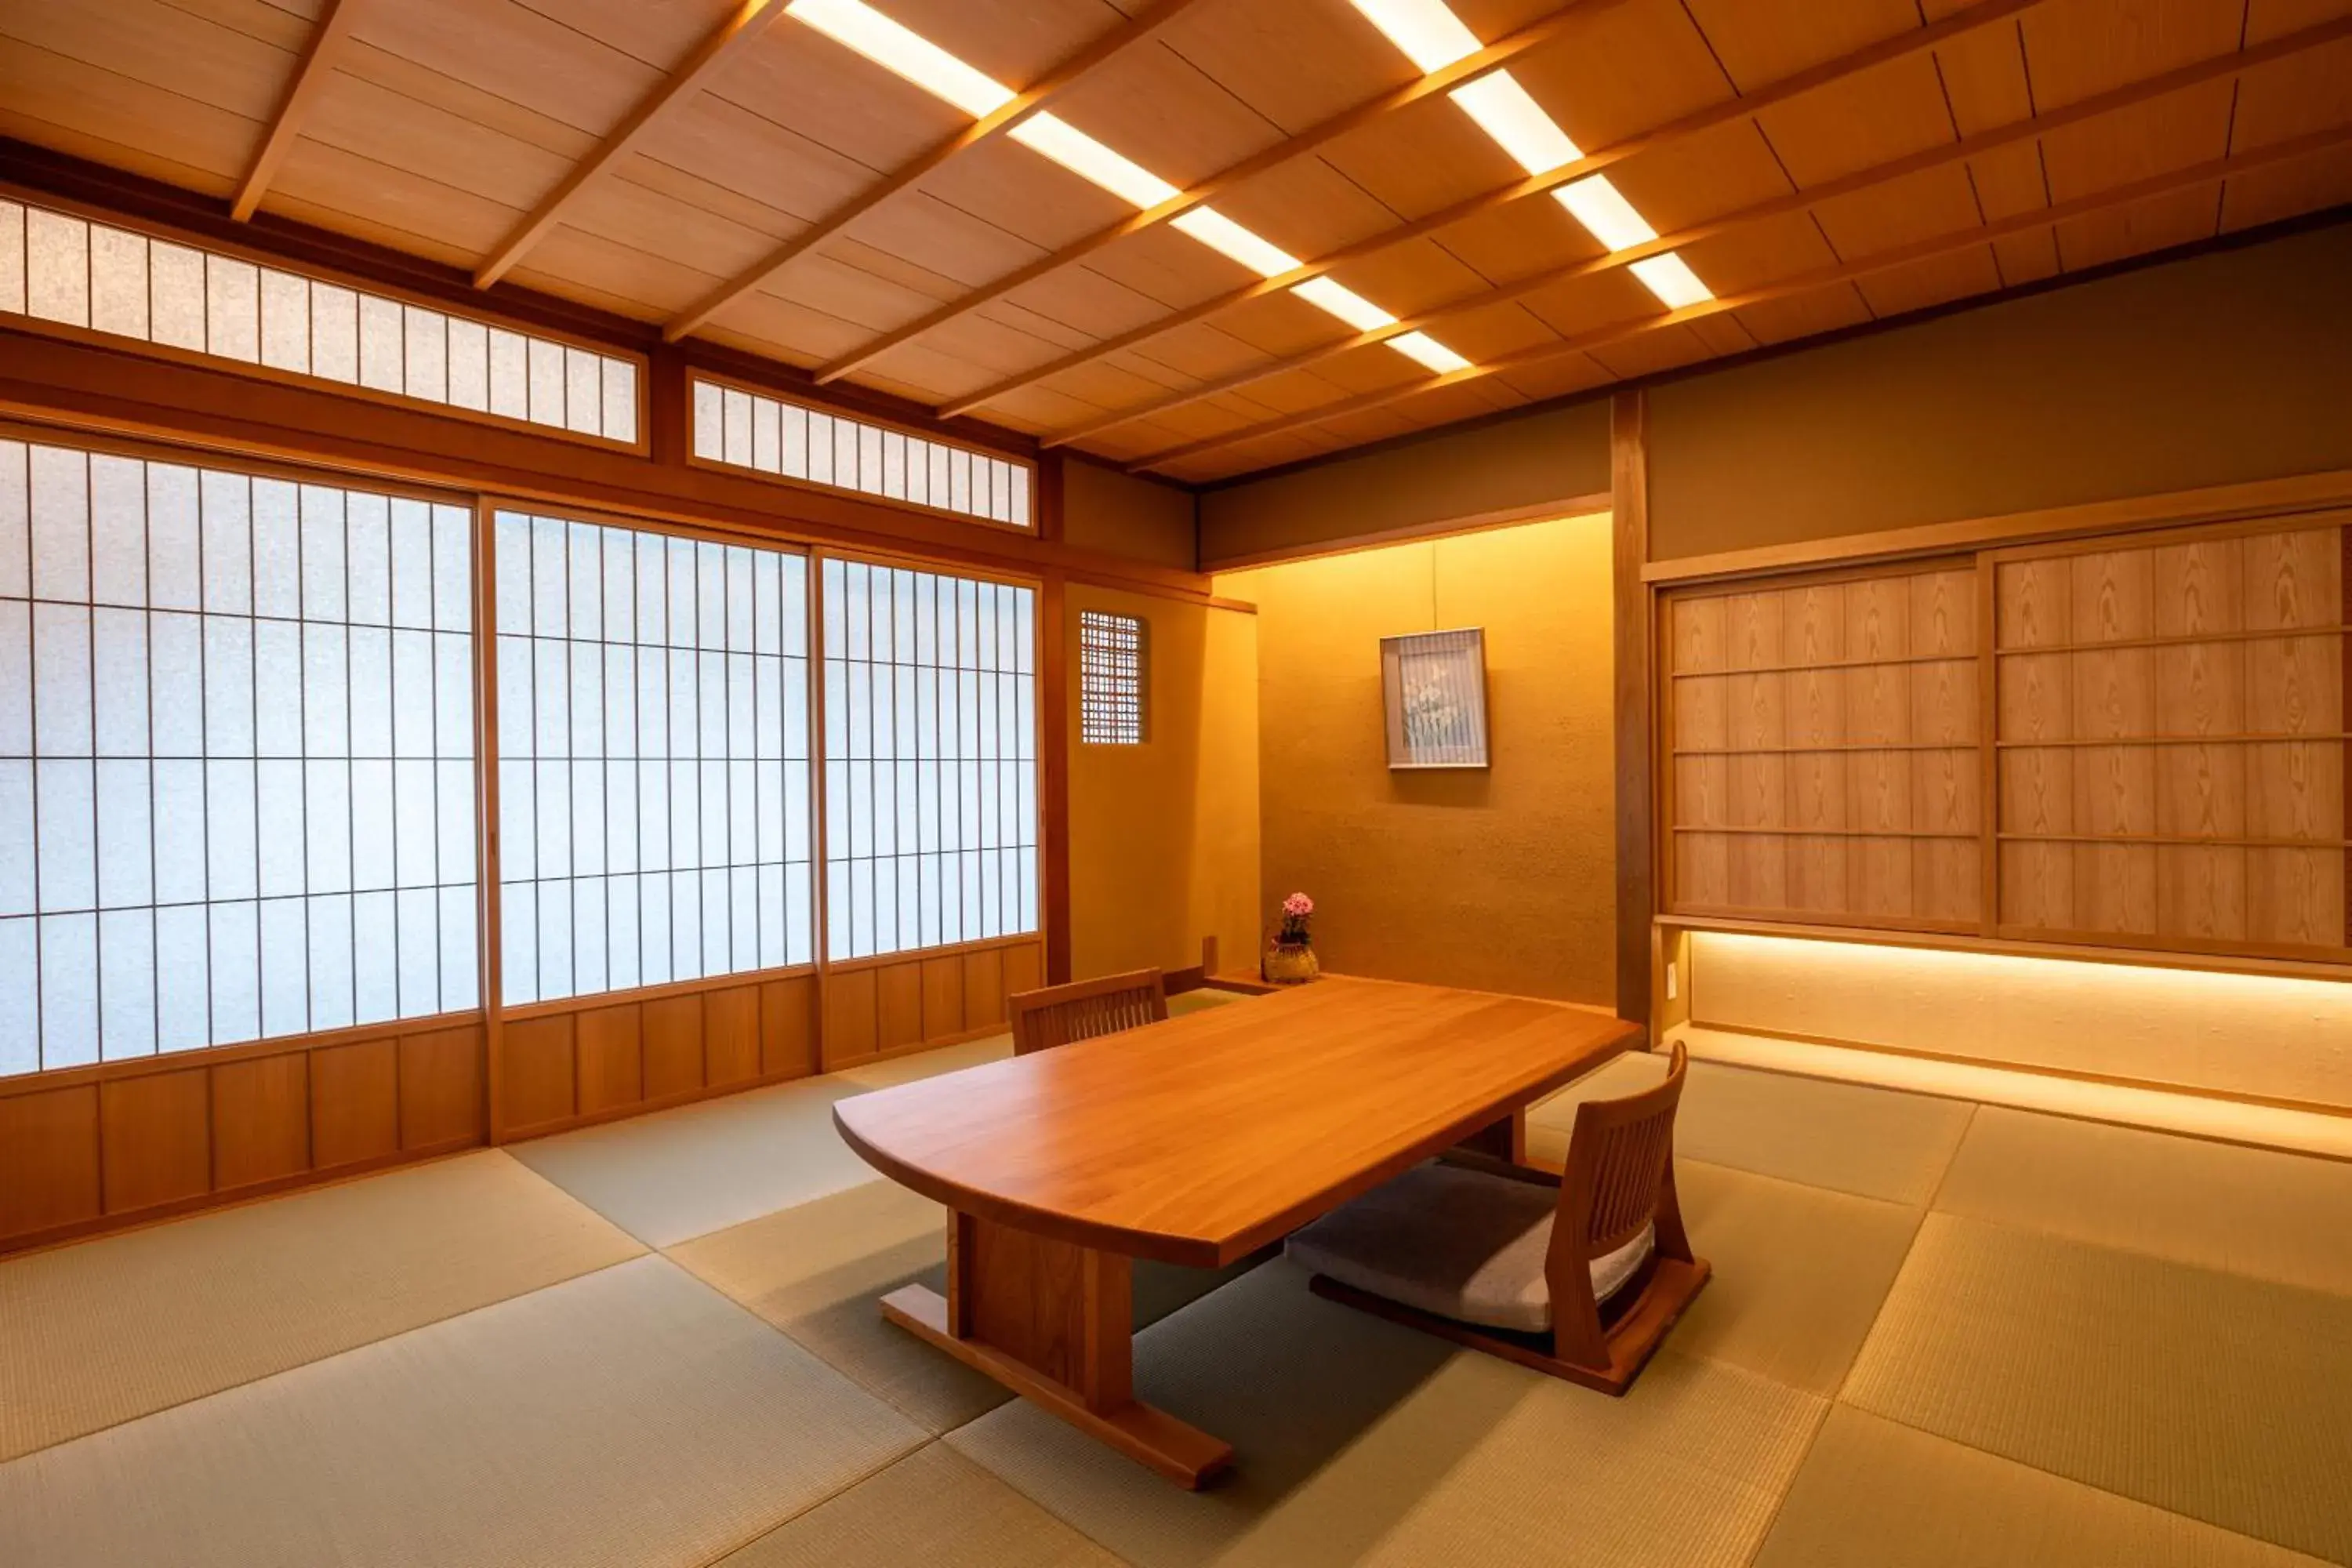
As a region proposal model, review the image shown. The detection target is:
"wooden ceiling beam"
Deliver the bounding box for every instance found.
[230,0,363,222]
[1123,123,2352,475]
[936,0,2045,420]
[662,0,1216,345]
[805,0,1639,386]
[1053,14,2352,448]
[474,0,793,290]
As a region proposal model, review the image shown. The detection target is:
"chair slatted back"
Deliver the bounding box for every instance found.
[1552,1044,1689,1261]
[1010,968,1170,1055]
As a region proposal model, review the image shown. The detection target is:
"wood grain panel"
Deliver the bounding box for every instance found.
[1003,940,1044,999]
[210,1053,310,1190]
[0,1086,103,1240]
[100,1070,211,1213]
[641,994,706,1099]
[824,967,880,1068]
[922,956,966,1040]
[878,960,926,1051]
[1991,518,2349,956]
[1663,564,1983,931]
[704,985,762,1088]
[963,946,1008,1030]
[574,1003,644,1116]
[499,1015,576,1134]
[401,1024,485,1147]
[310,1036,400,1170]
[760,975,817,1078]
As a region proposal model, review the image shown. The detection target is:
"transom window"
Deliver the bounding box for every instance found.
[1079,610,1146,745]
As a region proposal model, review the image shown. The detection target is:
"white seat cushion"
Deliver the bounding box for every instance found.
[1286,1162,1653,1334]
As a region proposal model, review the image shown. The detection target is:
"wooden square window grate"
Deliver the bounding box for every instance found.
[1079,611,1146,746]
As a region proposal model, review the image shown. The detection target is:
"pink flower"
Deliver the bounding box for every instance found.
[1282,892,1314,918]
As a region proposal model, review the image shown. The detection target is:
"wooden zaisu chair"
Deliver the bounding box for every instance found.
[1287,1043,1709,1395]
[1009,967,1169,1055]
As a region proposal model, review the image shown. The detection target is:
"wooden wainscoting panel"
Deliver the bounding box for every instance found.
[641,993,707,1099]
[704,985,762,1088]
[210,1052,311,1191]
[964,946,1008,1031]
[574,1003,645,1116]
[310,1037,400,1169]
[760,975,817,1078]
[0,1085,103,1240]
[401,1025,486,1148]
[1004,940,1044,1001]
[922,956,965,1040]
[823,967,880,1069]
[100,1070,212,1214]
[878,961,926,1051]
[499,1016,577,1136]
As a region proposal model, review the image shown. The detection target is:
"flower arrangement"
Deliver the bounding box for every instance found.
[1276,892,1313,948]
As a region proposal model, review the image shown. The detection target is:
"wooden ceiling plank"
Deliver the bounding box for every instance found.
[471,0,791,289]
[1050,12,2351,448]
[805,0,1642,385]
[1123,119,2352,473]
[230,0,361,220]
[662,0,1215,345]
[938,0,2048,419]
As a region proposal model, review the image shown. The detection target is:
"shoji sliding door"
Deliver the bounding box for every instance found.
[487,511,818,1134]
[817,557,1042,1063]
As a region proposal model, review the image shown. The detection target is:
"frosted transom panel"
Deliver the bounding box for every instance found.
[0,198,640,445]
[0,438,478,1076]
[492,514,813,1004]
[691,379,1033,530]
[822,559,1037,960]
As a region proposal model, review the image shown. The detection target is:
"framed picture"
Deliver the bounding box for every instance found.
[1379,628,1490,769]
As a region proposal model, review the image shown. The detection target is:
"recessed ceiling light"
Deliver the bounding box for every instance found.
[1450,73,1580,175]
[1348,0,1480,71]
[1391,331,1472,373]
[1008,114,1180,209]
[1290,276,1397,331]
[1555,175,1657,252]
[787,0,1012,119]
[1171,209,1302,278]
[1629,252,1712,309]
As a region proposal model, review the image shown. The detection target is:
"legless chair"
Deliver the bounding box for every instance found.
[1010,967,1168,1055]
[1288,1044,1708,1395]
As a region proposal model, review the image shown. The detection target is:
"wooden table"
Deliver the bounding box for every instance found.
[832,975,1640,1487]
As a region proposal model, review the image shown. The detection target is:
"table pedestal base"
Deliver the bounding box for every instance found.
[879,1210,1232,1488]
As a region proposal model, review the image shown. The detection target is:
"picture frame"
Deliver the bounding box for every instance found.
[1379,627,1490,769]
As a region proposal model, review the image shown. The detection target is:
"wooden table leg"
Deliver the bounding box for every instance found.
[1454,1106,1530,1166]
[878,1210,1235,1489]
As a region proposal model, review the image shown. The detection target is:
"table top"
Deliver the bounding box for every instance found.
[833,976,1639,1267]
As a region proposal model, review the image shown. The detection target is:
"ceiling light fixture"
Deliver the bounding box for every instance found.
[1628,253,1711,309]
[1450,73,1580,174]
[786,0,1012,118]
[1391,332,1472,373]
[1290,277,1396,331]
[1348,0,1479,71]
[1007,113,1181,207]
[1170,209,1302,277]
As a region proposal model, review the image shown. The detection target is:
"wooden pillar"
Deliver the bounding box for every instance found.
[1611,390,1653,1036]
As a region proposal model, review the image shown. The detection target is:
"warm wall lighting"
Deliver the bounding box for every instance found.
[787,0,1012,118]
[1171,209,1302,277]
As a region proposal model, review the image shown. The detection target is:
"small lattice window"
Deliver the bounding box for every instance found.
[1079,612,1145,746]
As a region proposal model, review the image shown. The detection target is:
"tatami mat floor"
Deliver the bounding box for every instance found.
[5,1001,2350,1566]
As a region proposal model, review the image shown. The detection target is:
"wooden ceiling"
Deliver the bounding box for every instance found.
[3,0,2348,485]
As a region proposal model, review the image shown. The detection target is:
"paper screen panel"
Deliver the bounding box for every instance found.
[1078,610,1145,745]
[0,438,477,1076]
[820,559,1038,961]
[492,514,814,1005]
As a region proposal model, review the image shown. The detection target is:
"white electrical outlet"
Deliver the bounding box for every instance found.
[1665,961,1679,1000]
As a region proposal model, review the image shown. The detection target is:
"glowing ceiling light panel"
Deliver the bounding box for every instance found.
[1450,73,1580,175]
[1629,252,1712,308]
[1007,114,1181,209]
[788,0,1013,118]
[1348,0,1481,71]
[1290,276,1396,331]
[1170,209,1302,277]
[1554,174,1656,251]
[1391,331,1471,373]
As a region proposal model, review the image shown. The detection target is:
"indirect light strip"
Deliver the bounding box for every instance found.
[1348,0,1714,311]
[790,0,1472,376]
